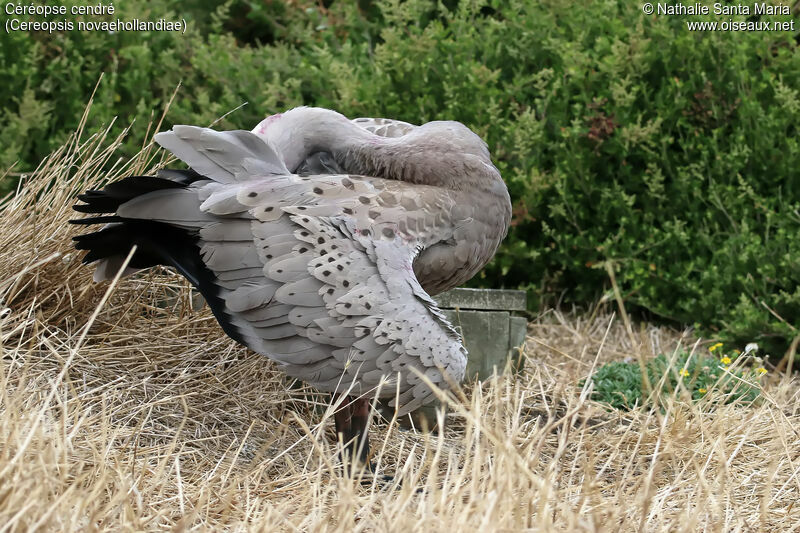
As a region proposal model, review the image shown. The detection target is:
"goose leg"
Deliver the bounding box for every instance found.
[332,394,399,487]
[332,395,371,468]
[333,393,354,464]
[351,398,400,486]
[350,397,371,465]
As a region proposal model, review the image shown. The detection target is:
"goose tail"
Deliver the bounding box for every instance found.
[70,170,203,282]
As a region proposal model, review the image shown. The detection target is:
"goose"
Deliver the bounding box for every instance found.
[71,107,511,466]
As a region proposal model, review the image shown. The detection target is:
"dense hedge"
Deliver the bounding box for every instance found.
[2,0,798,355]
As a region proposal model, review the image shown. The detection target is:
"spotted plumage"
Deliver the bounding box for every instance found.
[72,107,511,463]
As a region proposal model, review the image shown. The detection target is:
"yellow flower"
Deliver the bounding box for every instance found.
[679,368,690,377]
[720,356,732,365]
[757,367,767,375]
[699,388,707,394]
[733,349,741,355]
[709,342,723,352]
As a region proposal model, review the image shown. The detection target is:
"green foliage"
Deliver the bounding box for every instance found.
[1,0,798,353]
[588,345,766,410]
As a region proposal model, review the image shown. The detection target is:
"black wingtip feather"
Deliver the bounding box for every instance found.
[72,171,247,347]
[68,216,122,225]
[156,168,205,184]
[72,173,204,216]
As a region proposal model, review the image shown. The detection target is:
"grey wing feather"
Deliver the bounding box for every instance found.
[154,126,290,183]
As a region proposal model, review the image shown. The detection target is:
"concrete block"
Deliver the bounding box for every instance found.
[444,309,514,380]
[435,287,527,311]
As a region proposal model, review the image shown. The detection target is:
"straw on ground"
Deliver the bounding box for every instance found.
[1,117,798,532]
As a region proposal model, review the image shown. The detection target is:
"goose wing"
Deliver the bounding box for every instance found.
[83,126,469,414]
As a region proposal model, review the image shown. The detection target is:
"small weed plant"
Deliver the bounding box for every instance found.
[589,343,768,410]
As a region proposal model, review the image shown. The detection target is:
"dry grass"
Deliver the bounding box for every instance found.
[1,120,799,533]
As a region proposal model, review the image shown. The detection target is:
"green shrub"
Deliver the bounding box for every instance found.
[588,343,766,410]
[1,0,798,354]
